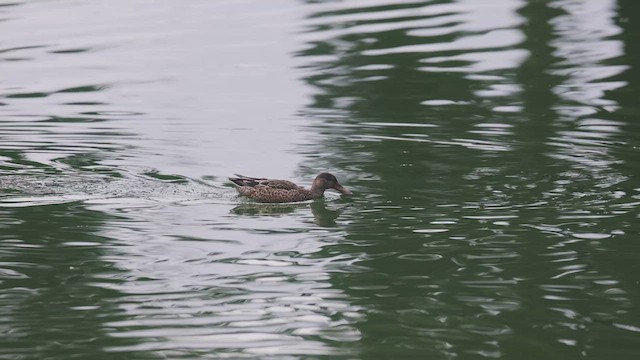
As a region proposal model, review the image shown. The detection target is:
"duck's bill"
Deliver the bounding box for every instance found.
[333,183,353,195]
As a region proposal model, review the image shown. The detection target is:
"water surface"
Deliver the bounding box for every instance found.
[1,0,639,359]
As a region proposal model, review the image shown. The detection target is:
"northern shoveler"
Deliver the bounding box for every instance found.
[229,173,352,203]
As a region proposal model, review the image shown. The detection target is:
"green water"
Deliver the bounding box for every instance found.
[1,0,639,359]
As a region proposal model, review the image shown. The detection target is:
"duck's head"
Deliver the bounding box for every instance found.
[313,173,352,195]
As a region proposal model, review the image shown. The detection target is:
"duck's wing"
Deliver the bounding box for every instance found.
[230,175,300,190]
[261,179,300,190]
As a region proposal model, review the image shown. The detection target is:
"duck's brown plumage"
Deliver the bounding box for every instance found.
[229,173,351,203]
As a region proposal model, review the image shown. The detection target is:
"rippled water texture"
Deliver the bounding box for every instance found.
[1,0,639,359]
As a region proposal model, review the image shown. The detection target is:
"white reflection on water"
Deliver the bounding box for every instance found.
[547,0,628,186]
[90,201,362,356]
[550,0,627,108]
[0,0,309,179]
[365,29,525,56]
[420,49,530,73]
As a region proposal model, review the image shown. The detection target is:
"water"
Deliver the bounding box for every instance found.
[1,0,639,358]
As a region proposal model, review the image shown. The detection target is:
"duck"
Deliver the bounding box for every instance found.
[229,172,352,203]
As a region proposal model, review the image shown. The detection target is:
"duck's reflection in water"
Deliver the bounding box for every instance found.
[310,200,340,227]
[231,202,304,216]
[230,199,342,227]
